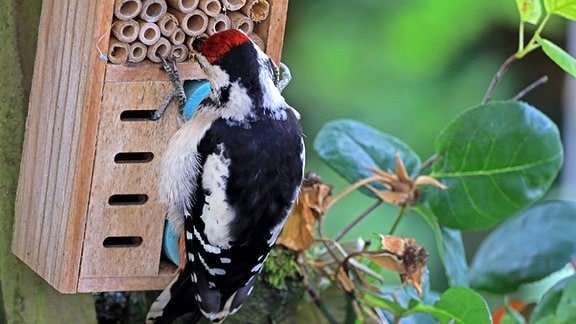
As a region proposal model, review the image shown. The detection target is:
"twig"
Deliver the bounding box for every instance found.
[482,54,517,104]
[300,261,339,324]
[420,153,440,171]
[388,207,406,235]
[324,176,381,211]
[334,200,383,242]
[512,75,548,101]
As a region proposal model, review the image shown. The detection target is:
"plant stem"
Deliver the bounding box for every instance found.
[512,75,548,101]
[324,176,381,211]
[517,14,550,59]
[334,200,383,242]
[388,207,406,235]
[420,153,440,171]
[484,13,552,105]
[301,264,339,324]
[482,54,517,104]
[519,21,524,52]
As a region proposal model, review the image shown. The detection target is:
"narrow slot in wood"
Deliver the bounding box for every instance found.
[103,236,144,248]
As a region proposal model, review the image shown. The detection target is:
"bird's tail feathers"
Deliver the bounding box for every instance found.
[146,264,202,324]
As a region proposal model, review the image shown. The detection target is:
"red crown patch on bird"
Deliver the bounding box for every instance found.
[196,29,251,64]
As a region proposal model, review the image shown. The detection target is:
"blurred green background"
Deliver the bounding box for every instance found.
[278,0,568,297]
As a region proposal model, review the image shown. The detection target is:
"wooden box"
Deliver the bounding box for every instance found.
[13,0,289,293]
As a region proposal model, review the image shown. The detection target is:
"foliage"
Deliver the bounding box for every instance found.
[276,1,576,322]
[261,248,301,290]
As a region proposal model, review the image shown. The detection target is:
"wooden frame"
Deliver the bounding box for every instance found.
[13,0,289,293]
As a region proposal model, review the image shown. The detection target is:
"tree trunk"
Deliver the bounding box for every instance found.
[0,1,97,322]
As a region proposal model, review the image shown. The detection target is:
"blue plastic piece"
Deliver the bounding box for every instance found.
[182,79,211,121]
[162,79,211,266]
[162,220,181,265]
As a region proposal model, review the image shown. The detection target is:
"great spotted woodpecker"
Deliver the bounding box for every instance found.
[146,30,305,323]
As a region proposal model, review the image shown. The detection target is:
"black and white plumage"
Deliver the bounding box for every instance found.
[147,30,305,323]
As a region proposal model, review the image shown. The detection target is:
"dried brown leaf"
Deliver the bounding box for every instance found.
[367,235,429,296]
[277,173,333,251]
[336,267,355,293]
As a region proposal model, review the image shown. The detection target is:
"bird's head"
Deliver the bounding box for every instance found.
[192,29,277,92]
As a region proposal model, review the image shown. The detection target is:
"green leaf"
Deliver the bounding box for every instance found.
[469,200,576,294]
[314,119,421,197]
[516,0,542,24]
[544,0,576,19]
[537,38,576,78]
[427,101,563,230]
[413,205,469,287]
[440,227,469,287]
[405,287,491,324]
[530,274,576,323]
[433,287,491,324]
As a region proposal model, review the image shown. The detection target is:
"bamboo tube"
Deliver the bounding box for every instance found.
[114,0,142,20]
[111,19,140,43]
[147,37,172,62]
[158,12,179,37]
[241,0,269,22]
[249,33,265,51]
[228,12,253,35]
[167,0,199,13]
[207,14,231,35]
[171,44,189,62]
[221,0,246,11]
[171,8,209,36]
[138,20,162,45]
[169,28,186,45]
[128,41,147,63]
[198,0,221,17]
[140,0,168,23]
[108,37,129,64]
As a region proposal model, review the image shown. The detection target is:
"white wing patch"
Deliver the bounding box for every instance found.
[201,143,235,249]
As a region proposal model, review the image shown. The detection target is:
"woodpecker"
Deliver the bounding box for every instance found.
[146,30,305,323]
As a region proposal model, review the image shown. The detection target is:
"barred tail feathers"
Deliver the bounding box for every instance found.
[146,263,201,324]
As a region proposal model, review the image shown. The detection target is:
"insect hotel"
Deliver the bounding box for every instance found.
[13,0,288,293]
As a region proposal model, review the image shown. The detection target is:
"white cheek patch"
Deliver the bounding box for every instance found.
[201,143,235,249]
[220,81,254,124]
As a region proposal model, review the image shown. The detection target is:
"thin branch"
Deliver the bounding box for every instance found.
[334,200,383,242]
[420,153,440,171]
[388,207,407,235]
[324,176,381,211]
[300,262,339,324]
[512,75,548,101]
[482,54,517,104]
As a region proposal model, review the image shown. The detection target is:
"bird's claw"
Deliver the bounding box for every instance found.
[151,55,188,120]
